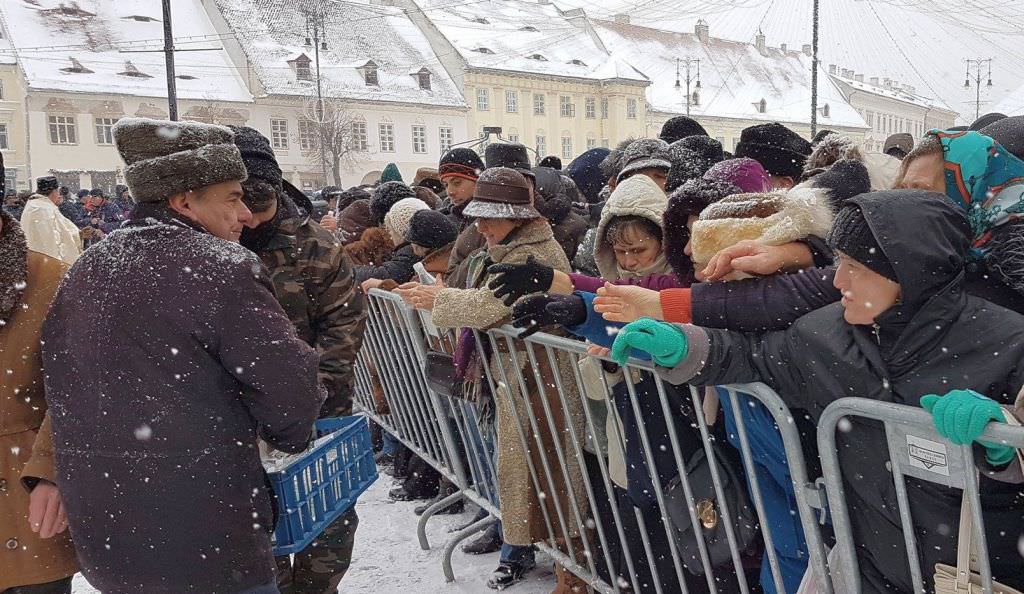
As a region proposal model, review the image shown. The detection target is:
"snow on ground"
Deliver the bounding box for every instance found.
[73,475,557,594]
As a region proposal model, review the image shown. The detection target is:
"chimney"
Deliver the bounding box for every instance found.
[828,64,837,75]
[802,44,812,57]
[841,68,853,78]
[780,43,787,53]
[695,19,709,44]
[613,13,630,24]
[883,77,892,88]
[869,76,879,86]
[755,29,766,54]
[855,74,864,83]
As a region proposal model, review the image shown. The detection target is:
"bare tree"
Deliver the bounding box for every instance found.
[300,93,366,186]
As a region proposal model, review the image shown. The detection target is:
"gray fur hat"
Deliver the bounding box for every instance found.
[617,138,672,183]
[113,117,248,203]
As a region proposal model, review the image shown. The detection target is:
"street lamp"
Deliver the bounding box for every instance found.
[675,57,702,116]
[964,58,994,121]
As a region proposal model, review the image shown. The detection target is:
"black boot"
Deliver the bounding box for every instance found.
[486,557,536,590]
[462,523,502,555]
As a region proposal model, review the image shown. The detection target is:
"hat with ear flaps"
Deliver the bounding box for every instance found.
[689,187,835,273]
[113,117,248,203]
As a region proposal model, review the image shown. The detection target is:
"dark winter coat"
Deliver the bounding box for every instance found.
[41,204,325,594]
[660,192,1024,593]
[354,242,422,284]
[541,193,589,263]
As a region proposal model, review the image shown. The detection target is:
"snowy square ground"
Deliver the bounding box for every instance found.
[73,476,556,593]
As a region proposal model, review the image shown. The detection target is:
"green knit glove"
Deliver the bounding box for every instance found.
[611,318,689,367]
[920,389,1015,466]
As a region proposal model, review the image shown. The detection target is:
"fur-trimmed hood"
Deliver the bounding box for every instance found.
[594,174,668,280]
[0,209,27,324]
[690,186,834,269]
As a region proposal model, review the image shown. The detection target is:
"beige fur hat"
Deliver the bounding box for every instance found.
[690,187,834,269]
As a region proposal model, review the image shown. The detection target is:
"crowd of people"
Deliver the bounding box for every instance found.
[1,108,1023,594]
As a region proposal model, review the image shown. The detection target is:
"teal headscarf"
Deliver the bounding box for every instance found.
[930,129,1024,260]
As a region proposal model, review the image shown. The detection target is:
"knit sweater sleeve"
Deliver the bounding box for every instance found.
[569,272,686,293]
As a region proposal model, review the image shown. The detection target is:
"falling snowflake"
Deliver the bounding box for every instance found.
[134,424,153,440]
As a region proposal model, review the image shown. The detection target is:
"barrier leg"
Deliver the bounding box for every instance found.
[442,515,499,583]
[416,491,466,550]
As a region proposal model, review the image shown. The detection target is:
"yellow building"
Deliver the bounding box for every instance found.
[0,39,28,192]
[404,0,650,162]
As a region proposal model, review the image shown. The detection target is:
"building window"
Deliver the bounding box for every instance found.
[601,138,609,148]
[506,90,518,113]
[756,98,767,114]
[417,70,430,90]
[601,97,609,119]
[585,97,596,119]
[351,121,367,151]
[476,88,489,111]
[293,56,312,81]
[535,135,546,157]
[533,93,545,115]
[508,134,519,143]
[586,137,596,150]
[0,80,5,100]
[412,125,427,154]
[439,126,453,153]
[379,123,395,152]
[94,117,117,145]
[559,95,575,118]
[48,115,77,145]
[626,98,637,119]
[270,118,289,150]
[0,124,8,150]
[561,135,573,160]
[298,118,316,150]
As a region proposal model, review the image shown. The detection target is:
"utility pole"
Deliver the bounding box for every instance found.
[304,10,329,183]
[674,57,702,116]
[964,58,993,122]
[810,0,820,137]
[161,0,177,120]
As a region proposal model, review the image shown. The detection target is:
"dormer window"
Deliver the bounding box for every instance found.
[472,17,489,24]
[119,60,152,79]
[290,54,312,81]
[755,98,767,113]
[413,67,431,90]
[122,15,159,22]
[360,60,379,86]
[60,57,93,74]
[821,103,830,118]
[473,47,494,55]
[520,26,539,32]
[528,54,548,62]
[568,59,586,67]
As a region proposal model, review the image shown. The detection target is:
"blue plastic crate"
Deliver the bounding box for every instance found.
[269,416,378,555]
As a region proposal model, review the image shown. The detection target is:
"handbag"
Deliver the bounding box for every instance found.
[934,415,1024,594]
[424,351,458,398]
[663,441,760,576]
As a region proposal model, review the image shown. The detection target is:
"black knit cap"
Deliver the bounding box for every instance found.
[89,188,104,197]
[827,204,898,282]
[231,126,282,188]
[666,135,725,192]
[659,116,709,144]
[734,122,811,179]
[538,155,562,170]
[405,209,458,249]
[36,176,58,195]
[438,148,484,181]
[370,181,416,225]
[485,143,535,179]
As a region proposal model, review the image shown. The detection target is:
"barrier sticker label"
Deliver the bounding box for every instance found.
[906,434,949,476]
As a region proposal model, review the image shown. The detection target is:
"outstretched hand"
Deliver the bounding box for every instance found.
[921,389,1015,466]
[594,283,662,323]
[701,241,814,281]
[511,293,587,338]
[488,256,555,306]
[610,318,689,367]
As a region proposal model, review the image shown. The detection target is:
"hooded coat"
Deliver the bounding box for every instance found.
[658,191,1024,593]
[593,175,671,281]
[0,211,78,591]
[41,204,326,594]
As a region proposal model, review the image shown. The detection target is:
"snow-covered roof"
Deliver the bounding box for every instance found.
[0,0,251,101]
[415,0,646,83]
[213,0,465,108]
[829,72,955,114]
[592,19,867,129]
[994,84,1024,117]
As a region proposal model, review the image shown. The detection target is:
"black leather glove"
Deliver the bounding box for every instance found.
[511,293,587,338]
[488,255,556,306]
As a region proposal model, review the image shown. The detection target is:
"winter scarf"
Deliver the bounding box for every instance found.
[616,253,670,281]
[0,210,27,324]
[931,129,1024,259]
[240,194,300,253]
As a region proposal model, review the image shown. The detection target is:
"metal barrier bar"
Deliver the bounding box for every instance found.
[818,397,1024,594]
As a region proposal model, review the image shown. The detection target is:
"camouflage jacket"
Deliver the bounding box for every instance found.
[258,214,367,417]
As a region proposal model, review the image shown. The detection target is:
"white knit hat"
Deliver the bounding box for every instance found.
[384,197,430,245]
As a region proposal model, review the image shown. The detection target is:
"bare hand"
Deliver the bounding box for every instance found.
[394,282,421,305]
[410,283,444,311]
[28,480,68,539]
[361,278,386,293]
[593,283,663,323]
[320,213,338,232]
[587,344,611,358]
[701,241,814,281]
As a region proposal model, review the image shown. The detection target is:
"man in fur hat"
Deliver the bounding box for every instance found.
[41,118,325,594]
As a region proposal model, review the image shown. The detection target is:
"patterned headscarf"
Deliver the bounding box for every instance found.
[930,129,1024,259]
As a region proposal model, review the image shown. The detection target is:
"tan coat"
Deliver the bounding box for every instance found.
[432,219,587,546]
[0,214,77,590]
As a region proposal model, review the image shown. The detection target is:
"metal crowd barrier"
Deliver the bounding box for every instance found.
[352,290,1024,594]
